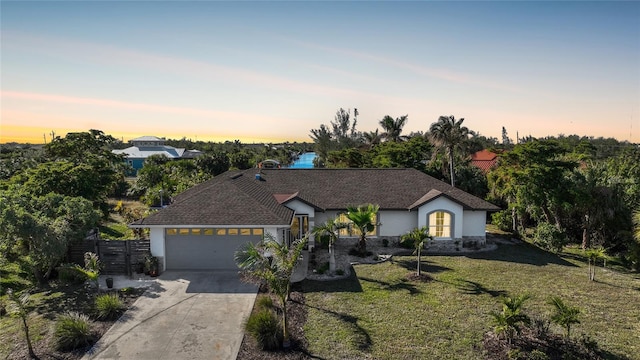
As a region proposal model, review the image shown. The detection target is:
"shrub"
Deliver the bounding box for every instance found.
[348,248,373,257]
[245,309,282,350]
[57,263,86,284]
[528,349,549,360]
[492,210,513,232]
[533,222,567,253]
[316,262,329,274]
[507,348,521,360]
[399,236,415,249]
[119,287,134,295]
[336,269,345,276]
[531,316,551,339]
[255,295,274,310]
[579,333,598,352]
[95,293,125,320]
[55,312,95,351]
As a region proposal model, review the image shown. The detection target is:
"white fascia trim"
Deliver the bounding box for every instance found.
[129,224,291,229]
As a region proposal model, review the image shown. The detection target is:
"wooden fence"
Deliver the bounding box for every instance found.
[68,236,150,276]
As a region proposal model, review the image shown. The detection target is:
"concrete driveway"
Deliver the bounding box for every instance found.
[83,271,258,360]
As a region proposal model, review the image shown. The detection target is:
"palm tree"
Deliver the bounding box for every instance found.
[6,289,37,359]
[548,296,580,338]
[401,226,432,276]
[429,115,470,186]
[235,234,308,347]
[346,204,380,254]
[585,247,605,281]
[379,115,409,142]
[489,294,531,345]
[633,210,640,243]
[362,129,382,149]
[312,217,347,274]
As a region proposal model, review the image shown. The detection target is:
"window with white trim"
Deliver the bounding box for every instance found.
[428,211,452,238]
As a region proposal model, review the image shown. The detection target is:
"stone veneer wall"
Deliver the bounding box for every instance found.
[426,236,486,252]
[330,236,486,252]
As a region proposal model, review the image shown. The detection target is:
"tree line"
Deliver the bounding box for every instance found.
[309,108,640,268]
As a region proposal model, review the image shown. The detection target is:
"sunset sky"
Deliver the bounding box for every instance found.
[1,1,639,144]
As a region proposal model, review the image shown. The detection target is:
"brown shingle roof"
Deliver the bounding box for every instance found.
[136,168,499,226]
[136,172,294,226]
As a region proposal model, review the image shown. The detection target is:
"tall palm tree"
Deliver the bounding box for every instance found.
[379,115,409,142]
[346,204,379,254]
[429,115,470,186]
[312,217,347,274]
[235,234,308,347]
[401,226,432,276]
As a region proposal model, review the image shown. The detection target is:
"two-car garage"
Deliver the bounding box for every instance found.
[164,228,263,270]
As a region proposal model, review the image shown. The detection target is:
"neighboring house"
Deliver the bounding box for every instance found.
[470,149,498,173]
[112,136,202,174]
[132,168,499,271]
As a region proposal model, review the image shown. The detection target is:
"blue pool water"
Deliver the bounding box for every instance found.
[289,152,316,168]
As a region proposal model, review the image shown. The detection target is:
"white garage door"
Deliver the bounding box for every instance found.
[165,229,262,270]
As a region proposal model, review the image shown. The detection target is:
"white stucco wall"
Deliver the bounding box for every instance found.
[263,226,282,243]
[417,197,464,239]
[284,200,315,217]
[313,211,333,225]
[149,227,166,269]
[462,211,487,237]
[378,210,418,237]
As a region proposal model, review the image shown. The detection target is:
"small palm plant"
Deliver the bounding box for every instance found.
[346,204,379,254]
[74,252,101,292]
[548,296,580,338]
[6,289,37,359]
[235,233,308,348]
[585,247,605,281]
[490,294,531,345]
[312,217,347,274]
[401,226,433,276]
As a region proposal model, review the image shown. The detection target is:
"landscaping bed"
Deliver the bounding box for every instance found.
[1,281,144,360]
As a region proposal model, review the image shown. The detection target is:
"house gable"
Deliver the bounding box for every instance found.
[417,196,464,239]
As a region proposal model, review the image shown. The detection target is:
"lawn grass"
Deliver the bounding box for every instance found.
[302,243,640,360]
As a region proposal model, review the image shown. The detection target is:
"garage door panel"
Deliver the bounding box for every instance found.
[166,234,260,270]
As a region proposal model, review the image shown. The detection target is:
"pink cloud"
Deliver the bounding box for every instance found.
[3,31,378,99]
[284,37,523,93]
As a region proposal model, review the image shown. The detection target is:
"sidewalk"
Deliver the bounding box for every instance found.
[97,274,157,290]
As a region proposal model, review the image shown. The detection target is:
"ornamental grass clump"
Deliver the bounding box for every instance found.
[55,312,95,351]
[245,295,281,350]
[95,293,125,320]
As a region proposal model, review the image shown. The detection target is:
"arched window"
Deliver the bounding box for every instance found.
[428,211,452,239]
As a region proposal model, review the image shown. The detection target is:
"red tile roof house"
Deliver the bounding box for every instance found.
[470,149,499,173]
[132,168,499,272]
